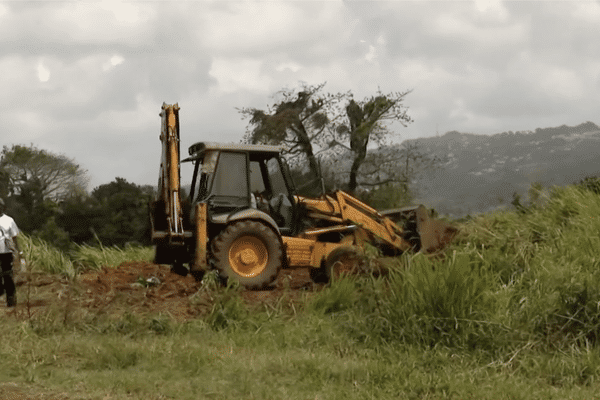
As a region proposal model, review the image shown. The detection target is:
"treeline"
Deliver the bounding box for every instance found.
[1,144,154,251]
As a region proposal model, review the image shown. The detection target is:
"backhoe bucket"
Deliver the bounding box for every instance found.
[381,206,458,254]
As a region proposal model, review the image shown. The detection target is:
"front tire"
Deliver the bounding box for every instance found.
[309,246,364,284]
[211,220,282,290]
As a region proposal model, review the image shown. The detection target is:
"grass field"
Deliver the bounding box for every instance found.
[3,182,600,399]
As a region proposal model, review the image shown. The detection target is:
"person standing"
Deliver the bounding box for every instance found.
[0,198,21,308]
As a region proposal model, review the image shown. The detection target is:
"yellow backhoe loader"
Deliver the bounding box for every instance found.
[150,103,457,289]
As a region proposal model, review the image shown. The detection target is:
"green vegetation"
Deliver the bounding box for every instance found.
[19,234,153,277]
[1,142,154,250]
[4,182,600,398]
[70,242,154,271]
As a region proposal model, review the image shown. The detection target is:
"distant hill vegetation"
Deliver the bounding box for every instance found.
[397,121,600,217]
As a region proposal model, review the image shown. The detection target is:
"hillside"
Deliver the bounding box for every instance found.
[401,121,600,217]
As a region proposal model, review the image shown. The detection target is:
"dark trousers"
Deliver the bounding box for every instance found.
[0,252,16,306]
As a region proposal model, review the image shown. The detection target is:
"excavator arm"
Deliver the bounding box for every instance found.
[296,191,412,252]
[149,103,209,274]
[294,191,457,255]
[150,103,185,245]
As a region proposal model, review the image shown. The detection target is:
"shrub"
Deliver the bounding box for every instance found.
[576,175,600,195]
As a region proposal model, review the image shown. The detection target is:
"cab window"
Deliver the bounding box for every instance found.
[250,161,266,193]
[210,152,249,206]
[267,157,289,196]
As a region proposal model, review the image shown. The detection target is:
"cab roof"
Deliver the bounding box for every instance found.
[186,142,283,160]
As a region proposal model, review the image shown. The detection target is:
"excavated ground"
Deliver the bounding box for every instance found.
[0,262,327,400]
[3,261,319,323]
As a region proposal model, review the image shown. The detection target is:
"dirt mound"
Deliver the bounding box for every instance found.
[76,261,205,321]
[4,262,319,322]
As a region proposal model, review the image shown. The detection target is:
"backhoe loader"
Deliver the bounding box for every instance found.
[150,103,457,289]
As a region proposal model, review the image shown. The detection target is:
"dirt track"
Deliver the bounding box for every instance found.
[3,261,318,322]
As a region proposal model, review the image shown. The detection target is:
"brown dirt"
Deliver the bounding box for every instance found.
[2,261,320,323]
[0,263,324,400]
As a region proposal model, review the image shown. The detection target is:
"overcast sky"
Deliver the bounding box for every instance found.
[1,0,599,190]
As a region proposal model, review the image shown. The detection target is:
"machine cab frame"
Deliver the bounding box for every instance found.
[184,142,298,234]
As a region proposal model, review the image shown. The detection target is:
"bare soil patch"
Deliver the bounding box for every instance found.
[3,262,320,322]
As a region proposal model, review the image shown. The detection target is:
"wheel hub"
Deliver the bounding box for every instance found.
[239,249,259,265]
[229,235,268,278]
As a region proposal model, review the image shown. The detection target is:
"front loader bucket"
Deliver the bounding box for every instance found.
[412,205,458,253]
[381,206,458,254]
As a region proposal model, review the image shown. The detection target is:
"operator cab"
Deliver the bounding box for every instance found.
[183,142,297,234]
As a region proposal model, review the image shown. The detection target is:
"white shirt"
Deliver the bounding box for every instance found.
[0,213,19,254]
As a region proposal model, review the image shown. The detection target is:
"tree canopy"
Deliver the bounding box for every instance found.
[56,177,154,247]
[0,144,89,233]
[239,82,414,194]
[240,83,340,181]
[0,144,88,202]
[1,144,153,249]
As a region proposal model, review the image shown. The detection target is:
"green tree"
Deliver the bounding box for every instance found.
[0,144,89,232]
[577,175,600,195]
[55,194,100,245]
[239,82,341,181]
[54,178,154,248]
[89,177,154,246]
[0,144,88,201]
[345,140,443,199]
[330,92,413,193]
[239,82,413,195]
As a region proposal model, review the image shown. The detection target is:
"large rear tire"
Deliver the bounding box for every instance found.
[211,220,282,290]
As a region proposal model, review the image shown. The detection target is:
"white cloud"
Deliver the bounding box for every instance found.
[394,60,455,88]
[539,67,584,99]
[97,93,157,131]
[199,2,307,52]
[585,61,600,88]
[473,0,509,21]
[51,2,157,44]
[209,57,273,93]
[7,111,48,138]
[0,3,8,18]
[507,52,584,99]
[198,1,347,56]
[449,97,497,129]
[294,63,353,94]
[572,1,600,23]
[364,45,376,62]
[430,10,526,46]
[37,61,50,82]
[0,57,34,100]
[98,0,145,24]
[102,54,124,71]
[275,62,302,73]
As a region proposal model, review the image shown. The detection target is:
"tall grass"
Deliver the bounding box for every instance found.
[19,234,153,276]
[303,184,600,355]
[20,183,600,353]
[71,242,153,271]
[7,182,600,398]
[20,234,76,277]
